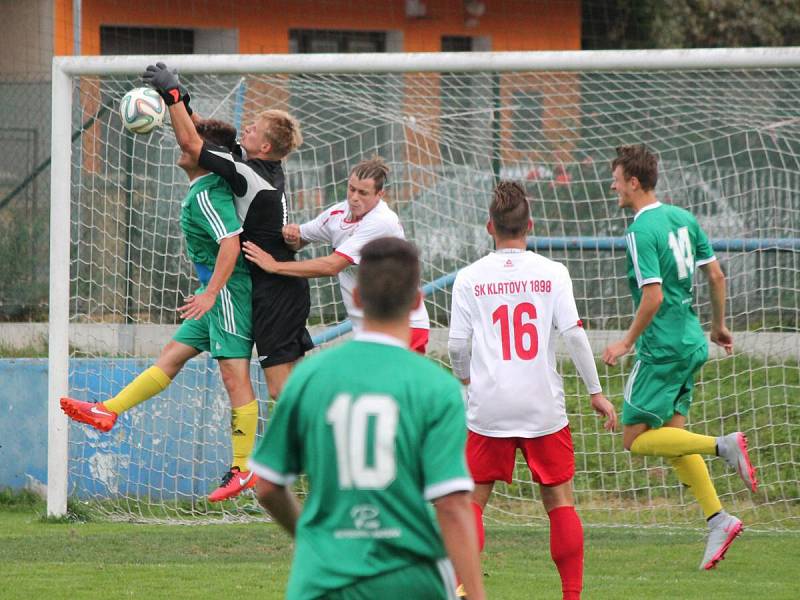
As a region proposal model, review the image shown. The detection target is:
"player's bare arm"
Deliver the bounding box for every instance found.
[179,235,240,321]
[590,393,618,431]
[560,324,618,430]
[602,283,663,365]
[254,479,301,537]
[702,260,733,355]
[242,241,350,277]
[434,491,487,600]
[282,224,308,251]
[168,100,203,160]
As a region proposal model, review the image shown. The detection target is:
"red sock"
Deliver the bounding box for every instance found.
[548,505,583,600]
[471,501,486,552]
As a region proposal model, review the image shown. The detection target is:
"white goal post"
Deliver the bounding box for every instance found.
[49,48,800,527]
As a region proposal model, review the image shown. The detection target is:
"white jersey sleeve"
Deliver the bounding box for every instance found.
[334,216,395,264]
[561,326,602,394]
[552,264,582,332]
[448,272,474,340]
[299,206,338,245]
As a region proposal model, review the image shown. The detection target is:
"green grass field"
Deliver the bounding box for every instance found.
[2,352,796,597]
[1,500,798,600]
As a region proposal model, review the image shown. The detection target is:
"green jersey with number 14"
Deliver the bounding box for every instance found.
[624,202,716,363]
[249,333,472,600]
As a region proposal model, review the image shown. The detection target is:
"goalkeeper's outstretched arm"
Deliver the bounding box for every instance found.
[142,62,203,160]
[168,101,203,161]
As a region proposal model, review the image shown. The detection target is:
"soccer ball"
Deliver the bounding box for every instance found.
[119,87,166,134]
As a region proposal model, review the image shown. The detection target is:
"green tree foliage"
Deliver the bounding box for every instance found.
[583,0,800,49]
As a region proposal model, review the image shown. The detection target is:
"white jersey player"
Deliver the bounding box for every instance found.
[296,197,430,333]
[243,156,430,353]
[447,181,616,600]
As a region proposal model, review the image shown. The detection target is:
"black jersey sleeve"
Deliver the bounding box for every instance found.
[198,142,251,196]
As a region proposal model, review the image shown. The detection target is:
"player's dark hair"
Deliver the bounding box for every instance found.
[195,119,237,152]
[611,144,658,191]
[351,156,390,192]
[259,109,303,158]
[358,237,420,321]
[490,181,530,239]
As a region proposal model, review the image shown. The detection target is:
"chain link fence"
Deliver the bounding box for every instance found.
[0,76,51,321]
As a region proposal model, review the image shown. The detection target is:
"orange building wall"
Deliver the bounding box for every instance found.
[54,0,581,56]
[54,0,583,178]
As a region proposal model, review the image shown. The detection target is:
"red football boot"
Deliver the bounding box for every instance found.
[208,467,258,502]
[59,397,117,432]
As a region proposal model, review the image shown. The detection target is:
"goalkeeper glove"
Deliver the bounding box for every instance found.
[142,62,193,114]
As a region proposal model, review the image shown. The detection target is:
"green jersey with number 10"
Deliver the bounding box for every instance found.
[249,333,472,599]
[624,202,716,363]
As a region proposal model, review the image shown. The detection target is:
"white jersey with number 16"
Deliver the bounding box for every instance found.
[449,249,584,438]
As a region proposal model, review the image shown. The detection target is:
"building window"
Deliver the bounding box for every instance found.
[289,30,386,54]
[442,35,474,52]
[287,29,393,209]
[100,26,194,55]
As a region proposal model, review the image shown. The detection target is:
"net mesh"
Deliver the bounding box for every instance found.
[65,65,799,528]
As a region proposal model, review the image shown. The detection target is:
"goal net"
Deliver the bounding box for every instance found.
[50,51,800,528]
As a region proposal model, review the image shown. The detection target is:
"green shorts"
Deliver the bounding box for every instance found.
[322,560,455,600]
[622,344,708,428]
[173,274,253,360]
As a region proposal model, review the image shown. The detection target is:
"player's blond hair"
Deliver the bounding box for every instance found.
[490,181,530,239]
[258,109,303,158]
[351,156,390,192]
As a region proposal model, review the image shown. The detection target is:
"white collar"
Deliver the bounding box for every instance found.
[633,201,662,221]
[354,330,407,348]
[494,248,525,254]
[346,199,385,223]
[188,172,213,187]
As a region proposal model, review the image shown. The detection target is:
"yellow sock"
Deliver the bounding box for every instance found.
[669,455,722,519]
[103,366,171,415]
[630,427,717,457]
[231,399,259,471]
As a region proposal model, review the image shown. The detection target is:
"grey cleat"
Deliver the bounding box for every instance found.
[717,432,758,493]
[700,511,743,570]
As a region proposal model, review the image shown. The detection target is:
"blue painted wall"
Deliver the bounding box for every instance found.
[0,358,270,498]
[0,359,49,490]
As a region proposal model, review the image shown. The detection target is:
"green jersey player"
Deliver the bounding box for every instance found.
[250,237,485,600]
[61,119,260,503]
[602,144,757,571]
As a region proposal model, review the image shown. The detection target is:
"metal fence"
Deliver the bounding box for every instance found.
[0,77,51,321]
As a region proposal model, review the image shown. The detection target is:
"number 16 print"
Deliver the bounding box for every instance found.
[492,302,538,360]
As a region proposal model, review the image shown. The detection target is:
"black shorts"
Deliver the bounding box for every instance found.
[251,276,313,368]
